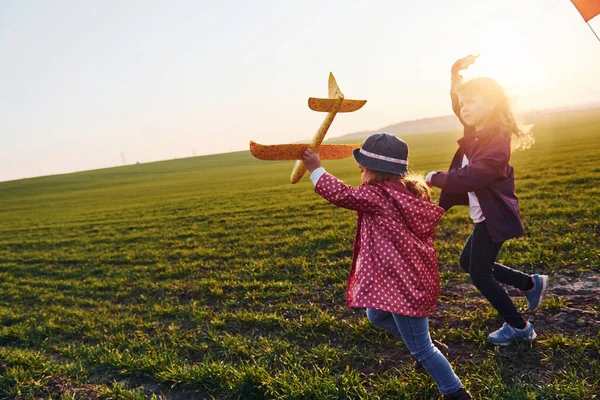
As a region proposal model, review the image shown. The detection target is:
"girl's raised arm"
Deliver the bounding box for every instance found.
[450,55,478,131]
[302,148,383,213]
[313,173,384,213]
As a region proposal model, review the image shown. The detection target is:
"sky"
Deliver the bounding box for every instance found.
[1,0,600,182]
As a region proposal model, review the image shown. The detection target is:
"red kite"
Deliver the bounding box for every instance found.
[571,0,600,22]
[571,0,600,42]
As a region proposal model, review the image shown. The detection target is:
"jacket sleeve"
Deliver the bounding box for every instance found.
[314,173,383,213]
[431,136,510,193]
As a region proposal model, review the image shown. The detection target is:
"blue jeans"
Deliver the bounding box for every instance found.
[366,308,463,396]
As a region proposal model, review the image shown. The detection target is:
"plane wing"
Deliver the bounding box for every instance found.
[308,98,367,113]
[250,141,361,161]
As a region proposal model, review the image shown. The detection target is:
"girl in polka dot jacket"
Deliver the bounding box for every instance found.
[302,133,472,400]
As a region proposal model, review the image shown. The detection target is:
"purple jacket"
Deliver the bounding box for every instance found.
[431,93,524,243]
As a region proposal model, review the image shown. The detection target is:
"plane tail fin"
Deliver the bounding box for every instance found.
[328,72,343,98]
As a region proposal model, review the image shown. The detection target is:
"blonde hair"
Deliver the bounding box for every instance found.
[362,169,431,202]
[458,77,534,151]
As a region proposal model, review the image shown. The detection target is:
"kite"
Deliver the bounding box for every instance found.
[249,72,366,184]
[571,0,600,41]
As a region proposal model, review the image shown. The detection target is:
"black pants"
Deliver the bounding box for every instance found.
[460,221,531,328]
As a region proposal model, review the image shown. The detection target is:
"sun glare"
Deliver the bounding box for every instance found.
[461,24,547,98]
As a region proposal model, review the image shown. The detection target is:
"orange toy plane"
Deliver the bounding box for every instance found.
[249,72,366,183]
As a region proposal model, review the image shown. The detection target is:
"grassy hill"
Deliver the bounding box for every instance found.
[0,108,598,399]
[326,106,600,143]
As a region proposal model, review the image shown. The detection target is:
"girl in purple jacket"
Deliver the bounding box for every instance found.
[302,133,472,400]
[426,55,548,346]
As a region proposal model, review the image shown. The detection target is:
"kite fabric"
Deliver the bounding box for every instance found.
[571,0,600,22]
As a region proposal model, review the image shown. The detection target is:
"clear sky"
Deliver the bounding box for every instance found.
[2,0,599,182]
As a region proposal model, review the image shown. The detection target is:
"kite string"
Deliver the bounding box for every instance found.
[587,22,600,43]
[536,0,563,18]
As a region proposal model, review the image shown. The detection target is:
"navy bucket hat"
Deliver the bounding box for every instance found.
[353,133,409,176]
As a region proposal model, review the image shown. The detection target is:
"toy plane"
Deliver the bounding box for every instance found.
[249,72,367,184]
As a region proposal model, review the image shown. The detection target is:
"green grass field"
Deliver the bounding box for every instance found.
[0,108,599,399]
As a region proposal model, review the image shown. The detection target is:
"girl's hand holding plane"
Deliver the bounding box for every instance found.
[302,148,321,173]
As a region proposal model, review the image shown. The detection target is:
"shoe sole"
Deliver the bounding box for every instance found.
[530,275,548,311]
[488,330,538,346]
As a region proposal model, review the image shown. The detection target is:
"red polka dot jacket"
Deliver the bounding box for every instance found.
[315,173,445,317]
